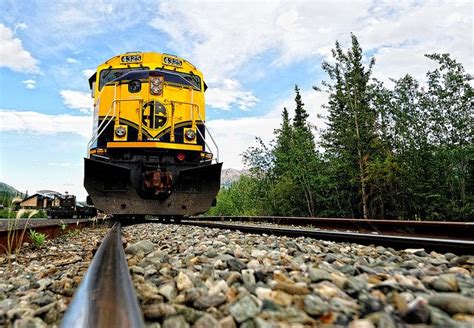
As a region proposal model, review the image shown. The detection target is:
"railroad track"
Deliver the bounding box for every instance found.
[183,217,474,255]
[58,216,473,326]
[190,216,474,240]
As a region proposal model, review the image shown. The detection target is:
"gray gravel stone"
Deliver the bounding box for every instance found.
[0,225,109,327]
[432,274,459,292]
[229,295,261,323]
[242,269,256,288]
[428,293,474,315]
[227,258,247,272]
[304,295,329,316]
[219,315,237,328]
[173,305,203,324]
[403,297,430,324]
[130,265,145,275]
[324,254,337,263]
[11,316,47,328]
[404,248,427,257]
[428,305,458,327]
[144,303,176,320]
[125,240,154,255]
[364,312,396,328]
[193,294,226,310]
[193,313,220,328]
[158,283,177,301]
[309,268,332,283]
[31,294,54,307]
[162,314,189,328]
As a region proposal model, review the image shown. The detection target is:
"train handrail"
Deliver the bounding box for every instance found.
[87,101,115,157]
[197,110,219,163]
[88,93,219,162]
[87,96,143,157]
[168,100,220,163]
[87,86,117,157]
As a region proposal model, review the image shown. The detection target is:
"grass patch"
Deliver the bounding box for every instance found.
[28,229,47,247]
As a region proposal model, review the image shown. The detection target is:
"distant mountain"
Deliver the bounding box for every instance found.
[221,168,248,187]
[0,182,22,196]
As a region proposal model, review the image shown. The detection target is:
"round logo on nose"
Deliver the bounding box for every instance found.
[143,101,167,129]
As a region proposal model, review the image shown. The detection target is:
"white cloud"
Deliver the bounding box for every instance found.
[150,1,371,110]
[270,88,329,133]
[0,23,39,73]
[60,90,93,114]
[358,1,474,82]
[22,79,36,89]
[0,109,92,138]
[14,23,28,31]
[151,1,472,109]
[207,116,279,169]
[207,87,329,169]
[81,69,95,78]
[206,79,259,110]
[66,58,79,64]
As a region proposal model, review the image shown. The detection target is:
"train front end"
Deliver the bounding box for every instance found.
[84,52,222,217]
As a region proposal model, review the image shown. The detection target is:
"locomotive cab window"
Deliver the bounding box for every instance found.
[99,67,148,90]
[155,68,202,91]
[128,80,141,93]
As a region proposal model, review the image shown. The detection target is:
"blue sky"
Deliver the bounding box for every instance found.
[0,0,472,199]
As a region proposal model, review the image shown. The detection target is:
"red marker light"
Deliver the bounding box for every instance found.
[177,152,185,161]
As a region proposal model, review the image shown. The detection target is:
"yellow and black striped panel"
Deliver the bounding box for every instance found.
[96,117,206,147]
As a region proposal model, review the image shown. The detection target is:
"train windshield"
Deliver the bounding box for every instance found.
[99,67,148,90]
[154,68,202,91]
[99,67,202,91]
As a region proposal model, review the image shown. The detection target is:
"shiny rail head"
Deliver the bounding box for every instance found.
[60,222,144,328]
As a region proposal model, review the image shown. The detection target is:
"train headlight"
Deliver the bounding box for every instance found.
[151,77,160,86]
[185,129,196,140]
[115,126,126,137]
[150,76,163,95]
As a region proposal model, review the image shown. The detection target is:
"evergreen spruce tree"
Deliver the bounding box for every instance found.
[318,34,378,219]
[293,85,309,129]
[289,87,318,216]
[273,107,292,178]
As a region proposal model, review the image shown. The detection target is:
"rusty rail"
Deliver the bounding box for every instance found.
[60,222,144,328]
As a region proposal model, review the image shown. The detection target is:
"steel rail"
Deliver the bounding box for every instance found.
[191,216,474,240]
[182,220,474,255]
[60,222,144,328]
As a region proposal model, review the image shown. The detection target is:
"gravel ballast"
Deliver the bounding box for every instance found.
[123,223,474,327]
[1,222,473,327]
[0,226,109,327]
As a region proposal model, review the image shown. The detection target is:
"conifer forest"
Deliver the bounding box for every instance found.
[209,35,473,221]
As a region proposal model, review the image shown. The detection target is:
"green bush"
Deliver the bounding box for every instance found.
[0,208,12,218]
[15,209,46,219]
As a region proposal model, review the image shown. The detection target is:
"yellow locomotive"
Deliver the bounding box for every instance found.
[84,52,222,218]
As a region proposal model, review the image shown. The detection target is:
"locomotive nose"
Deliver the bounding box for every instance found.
[84,157,222,216]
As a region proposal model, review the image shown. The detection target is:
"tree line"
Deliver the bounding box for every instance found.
[208,35,473,221]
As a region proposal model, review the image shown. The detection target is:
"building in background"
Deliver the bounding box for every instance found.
[19,190,65,210]
[19,193,54,209]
